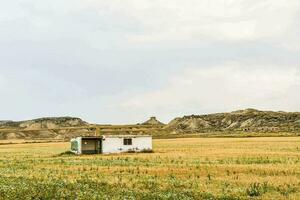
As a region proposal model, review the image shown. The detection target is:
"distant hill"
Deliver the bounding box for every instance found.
[1,109,300,141]
[141,117,165,126]
[0,117,88,129]
[0,117,163,140]
[0,117,89,140]
[165,109,300,133]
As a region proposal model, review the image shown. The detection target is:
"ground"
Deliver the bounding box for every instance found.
[0,137,299,200]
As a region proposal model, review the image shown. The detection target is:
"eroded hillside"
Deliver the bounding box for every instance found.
[1,109,300,140]
[165,109,300,133]
[0,117,90,140]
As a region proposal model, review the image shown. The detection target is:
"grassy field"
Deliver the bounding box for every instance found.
[0,137,299,199]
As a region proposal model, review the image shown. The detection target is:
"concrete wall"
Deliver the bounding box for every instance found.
[102,136,152,154]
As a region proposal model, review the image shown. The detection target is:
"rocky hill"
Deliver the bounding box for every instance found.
[0,117,90,140]
[165,109,300,133]
[1,109,300,140]
[0,117,164,140]
[141,117,165,126]
[0,117,88,129]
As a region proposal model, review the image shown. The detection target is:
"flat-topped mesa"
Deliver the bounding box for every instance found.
[141,117,165,126]
[0,117,88,130]
[0,117,90,140]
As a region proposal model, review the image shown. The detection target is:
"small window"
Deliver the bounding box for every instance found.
[124,138,132,145]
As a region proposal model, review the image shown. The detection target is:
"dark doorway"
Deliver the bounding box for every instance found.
[82,138,102,154]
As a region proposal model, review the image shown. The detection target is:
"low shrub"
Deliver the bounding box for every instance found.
[246,182,269,197]
[55,151,75,157]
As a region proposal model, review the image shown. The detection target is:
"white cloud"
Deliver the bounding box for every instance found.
[115,0,300,43]
[121,64,300,120]
[10,0,298,43]
[1,0,300,123]
[2,0,300,47]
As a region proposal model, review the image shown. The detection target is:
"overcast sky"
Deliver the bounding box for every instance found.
[1,0,300,124]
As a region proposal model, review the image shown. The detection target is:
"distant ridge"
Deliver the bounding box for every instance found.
[1,109,300,140]
[165,109,300,133]
[0,117,88,130]
[0,117,89,140]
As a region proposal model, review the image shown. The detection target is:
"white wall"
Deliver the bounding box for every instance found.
[102,136,152,154]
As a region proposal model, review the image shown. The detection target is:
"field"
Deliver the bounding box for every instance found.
[0,137,299,200]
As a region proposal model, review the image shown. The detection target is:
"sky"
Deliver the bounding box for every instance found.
[1,0,300,124]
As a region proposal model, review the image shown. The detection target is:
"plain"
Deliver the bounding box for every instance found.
[0,137,299,200]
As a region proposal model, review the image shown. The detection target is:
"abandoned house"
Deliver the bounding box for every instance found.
[70,135,152,154]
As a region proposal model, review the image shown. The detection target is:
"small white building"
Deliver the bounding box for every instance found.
[70,135,152,155]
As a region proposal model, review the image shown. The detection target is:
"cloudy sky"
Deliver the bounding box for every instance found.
[1,0,300,124]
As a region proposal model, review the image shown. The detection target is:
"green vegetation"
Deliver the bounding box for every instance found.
[0,137,299,199]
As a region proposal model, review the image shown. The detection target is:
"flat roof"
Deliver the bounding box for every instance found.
[76,135,151,139]
[103,135,151,138]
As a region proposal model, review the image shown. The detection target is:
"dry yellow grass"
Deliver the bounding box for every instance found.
[0,137,299,199]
